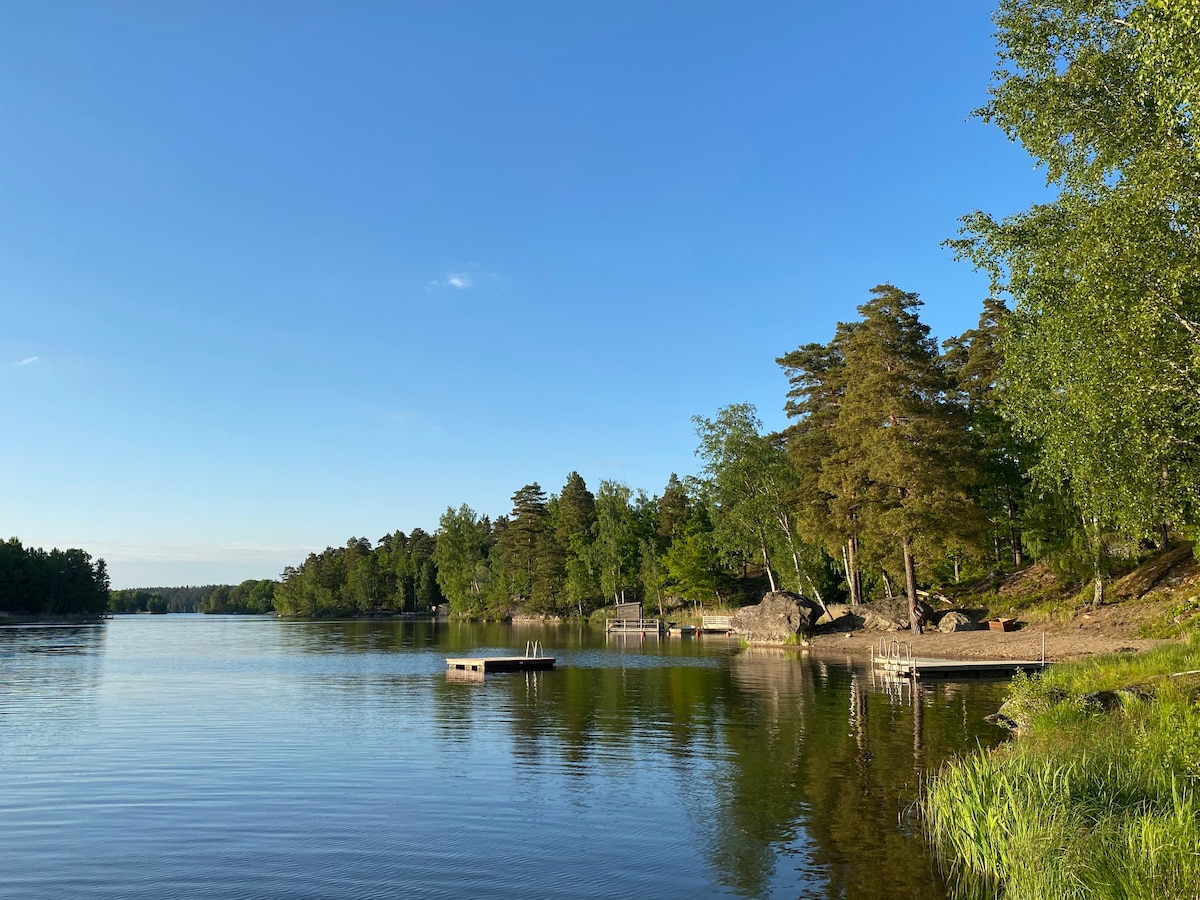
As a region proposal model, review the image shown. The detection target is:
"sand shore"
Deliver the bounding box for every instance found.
[803,625,1166,662]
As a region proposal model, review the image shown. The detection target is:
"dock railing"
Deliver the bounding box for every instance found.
[699,614,733,634]
[605,601,661,634]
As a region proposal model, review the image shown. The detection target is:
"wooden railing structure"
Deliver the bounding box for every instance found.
[605,601,662,634]
[699,614,733,634]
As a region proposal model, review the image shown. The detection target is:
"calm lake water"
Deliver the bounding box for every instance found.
[0,616,1006,898]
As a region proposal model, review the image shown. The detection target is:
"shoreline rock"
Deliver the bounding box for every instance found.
[732,592,823,644]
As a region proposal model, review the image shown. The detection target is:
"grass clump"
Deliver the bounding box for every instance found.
[924,634,1200,899]
[1138,593,1200,639]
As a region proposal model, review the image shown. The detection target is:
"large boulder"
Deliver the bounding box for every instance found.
[731,592,823,643]
[815,602,863,632]
[854,595,936,632]
[937,611,979,633]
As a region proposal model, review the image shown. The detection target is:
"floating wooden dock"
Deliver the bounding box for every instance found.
[446,640,555,675]
[877,656,1047,679]
[873,636,1048,680]
[445,655,556,674]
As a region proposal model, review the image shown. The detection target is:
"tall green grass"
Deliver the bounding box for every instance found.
[925,634,1200,899]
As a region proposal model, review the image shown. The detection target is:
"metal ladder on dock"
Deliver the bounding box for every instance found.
[873,636,915,675]
[525,640,544,659]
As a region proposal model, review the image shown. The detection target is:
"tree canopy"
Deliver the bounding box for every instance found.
[0,538,110,618]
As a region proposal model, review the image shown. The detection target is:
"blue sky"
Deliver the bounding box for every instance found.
[2,1,1048,588]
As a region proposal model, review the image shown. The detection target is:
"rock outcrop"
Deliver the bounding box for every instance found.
[815,603,862,631]
[936,611,979,633]
[731,592,823,643]
[852,595,937,632]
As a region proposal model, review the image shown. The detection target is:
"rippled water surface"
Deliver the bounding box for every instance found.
[0,617,1006,898]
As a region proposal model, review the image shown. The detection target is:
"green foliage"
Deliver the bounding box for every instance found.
[109,589,165,614]
[1137,592,1200,638]
[942,298,1032,570]
[780,288,986,609]
[1134,0,1200,120]
[663,514,727,603]
[656,473,689,543]
[197,579,276,614]
[927,636,1200,898]
[693,403,829,598]
[111,585,270,614]
[950,0,1200,603]
[430,505,488,616]
[0,538,110,618]
[490,484,561,614]
[273,531,444,618]
[592,480,641,604]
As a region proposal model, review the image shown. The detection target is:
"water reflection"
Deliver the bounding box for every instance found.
[0,619,1007,899]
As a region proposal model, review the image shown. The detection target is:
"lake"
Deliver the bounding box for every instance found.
[0,616,1006,898]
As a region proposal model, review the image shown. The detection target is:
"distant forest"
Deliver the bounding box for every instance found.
[108,581,277,615]
[11,0,1199,623]
[271,238,1198,621]
[0,538,110,618]
[118,257,1200,622]
[267,290,1047,620]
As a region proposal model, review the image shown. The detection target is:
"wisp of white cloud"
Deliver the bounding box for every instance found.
[17,356,40,366]
[446,273,472,289]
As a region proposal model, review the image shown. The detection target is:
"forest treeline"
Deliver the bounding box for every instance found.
[265,288,1043,622]
[108,582,277,615]
[10,0,1196,625]
[271,0,1200,621]
[268,270,1188,623]
[0,538,110,618]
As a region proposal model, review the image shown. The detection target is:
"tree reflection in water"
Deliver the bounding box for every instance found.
[472,639,1005,898]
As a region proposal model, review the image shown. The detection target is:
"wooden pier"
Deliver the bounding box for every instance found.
[605,601,662,635]
[445,655,556,674]
[446,640,555,675]
[697,615,733,635]
[877,656,1047,679]
[873,636,1048,680]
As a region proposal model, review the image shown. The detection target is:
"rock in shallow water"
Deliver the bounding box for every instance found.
[731,592,823,643]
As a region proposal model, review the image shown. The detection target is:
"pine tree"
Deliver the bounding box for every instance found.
[778,329,866,604]
[657,473,690,544]
[834,285,983,629]
[555,472,596,547]
[491,484,560,613]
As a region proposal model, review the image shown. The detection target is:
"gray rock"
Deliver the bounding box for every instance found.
[731,592,823,643]
[815,603,863,632]
[937,611,979,633]
[854,596,936,632]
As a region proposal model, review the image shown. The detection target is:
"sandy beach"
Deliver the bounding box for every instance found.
[805,623,1166,662]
